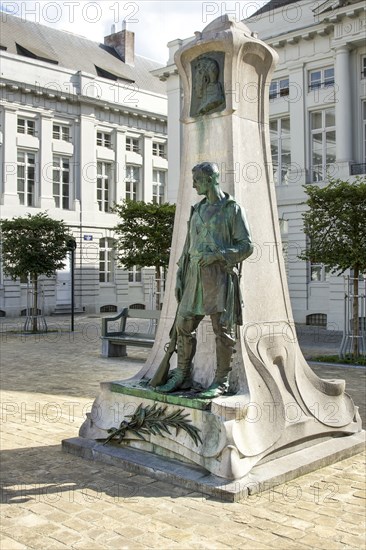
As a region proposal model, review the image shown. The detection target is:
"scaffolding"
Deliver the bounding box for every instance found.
[339,276,366,358]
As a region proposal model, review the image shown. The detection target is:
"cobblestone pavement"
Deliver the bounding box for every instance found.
[1,316,365,549]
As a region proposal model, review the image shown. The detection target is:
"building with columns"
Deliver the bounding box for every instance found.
[0,14,168,317]
[154,0,366,330]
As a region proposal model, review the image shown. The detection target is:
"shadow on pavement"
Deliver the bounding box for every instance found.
[0,445,202,504]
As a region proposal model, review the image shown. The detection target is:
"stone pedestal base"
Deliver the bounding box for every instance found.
[65,378,363,485]
[62,431,365,502]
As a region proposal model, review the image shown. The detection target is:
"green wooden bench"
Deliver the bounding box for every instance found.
[101,307,160,357]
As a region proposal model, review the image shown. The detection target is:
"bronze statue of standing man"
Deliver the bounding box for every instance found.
[154,162,253,398]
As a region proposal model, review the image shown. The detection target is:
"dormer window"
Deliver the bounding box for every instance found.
[16,43,58,64]
[95,66,118,81]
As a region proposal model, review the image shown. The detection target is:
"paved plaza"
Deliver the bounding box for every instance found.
[0,315,365,549]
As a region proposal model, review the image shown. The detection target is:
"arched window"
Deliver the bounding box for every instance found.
[99,238,115,283]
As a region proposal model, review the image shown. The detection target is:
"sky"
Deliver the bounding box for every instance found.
[0,1,271,63]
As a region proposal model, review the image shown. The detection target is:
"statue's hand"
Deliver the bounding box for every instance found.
[175,269,183,302]
[199,254,221,267]
[175,284,182,302]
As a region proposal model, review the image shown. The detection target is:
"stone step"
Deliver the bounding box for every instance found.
[62,431,366,502]
[52,305,84,315]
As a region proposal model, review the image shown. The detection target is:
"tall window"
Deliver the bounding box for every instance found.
[17,117,35,136]
[310,109,336,182]
[152,142,166,158]
[125,165,139,201]
[309,67,334,90]
[99,238,115,283]
[96,131,111,148]
[310,263,330,282]
[269,78,289,100]
[129,266,142,283]
[97,162,113,212]
[361,55,366,79]
[270,118,291,185]
[17,151,36,206]
[53,124,70,142]
[152,170,166,204]
[126,137,140,153]
[53,156,70,209]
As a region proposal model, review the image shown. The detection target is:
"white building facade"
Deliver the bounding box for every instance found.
[155,0,366,330]
[0,14,168,317]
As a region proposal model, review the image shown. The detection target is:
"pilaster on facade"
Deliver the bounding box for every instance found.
[2,106,19,207]
[2,278,22,317]
[334,44,353,164]
[142,133,153,202]
[79,114,98,220]
[72,118,81,205]
[115,128,127,203]
[288,63,307,189]
[329,274,347,332]
[40,112,56,210]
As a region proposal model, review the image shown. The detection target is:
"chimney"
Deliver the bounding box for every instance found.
[104,25,135,66]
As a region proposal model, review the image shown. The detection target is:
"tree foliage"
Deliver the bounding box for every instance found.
[0,212,72,280]
[299,176,366,357]
[112,200,176,272]
[299,176,366,275]
[0,213,72,331]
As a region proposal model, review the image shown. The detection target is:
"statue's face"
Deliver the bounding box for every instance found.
[192,171,212,195]
[194,63,206,99]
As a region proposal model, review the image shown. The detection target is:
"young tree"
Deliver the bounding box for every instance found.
[113,200,176,310]
[0,213,72,332]
[299,176,366,356]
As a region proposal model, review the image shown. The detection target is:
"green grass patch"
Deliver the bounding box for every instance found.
[311,354,366,366]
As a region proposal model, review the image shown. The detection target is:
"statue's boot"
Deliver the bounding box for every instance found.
[156,366,190,393]
[157,336,195,393]
[198,341,233,399]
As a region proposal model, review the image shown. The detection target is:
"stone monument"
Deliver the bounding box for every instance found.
[63,16,364,500]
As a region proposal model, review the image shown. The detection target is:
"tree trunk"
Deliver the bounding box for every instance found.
[32,274,38,333]
[353,268,359,358]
